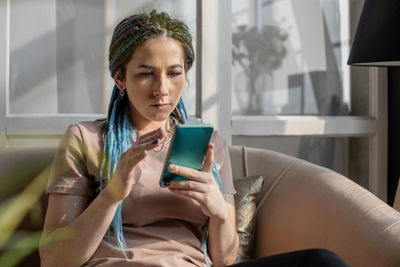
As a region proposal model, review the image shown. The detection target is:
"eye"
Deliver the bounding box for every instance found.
[139,72,153,76]
[168,72,182,77]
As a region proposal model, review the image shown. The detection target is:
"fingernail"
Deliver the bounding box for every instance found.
[152,139,159,144]
[169,164,176,172]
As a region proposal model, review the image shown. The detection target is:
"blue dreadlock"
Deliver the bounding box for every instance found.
[101,10,225,266]
[99,85,134,258]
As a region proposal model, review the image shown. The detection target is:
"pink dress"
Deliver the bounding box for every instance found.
[46,119,236,266]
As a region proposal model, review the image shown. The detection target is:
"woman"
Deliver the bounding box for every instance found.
[39,10,350,267]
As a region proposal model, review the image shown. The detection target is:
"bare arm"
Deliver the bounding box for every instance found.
[167,144,239,266]
[39,189,120,267]
[40,128,166,266]
[208,195,239,267]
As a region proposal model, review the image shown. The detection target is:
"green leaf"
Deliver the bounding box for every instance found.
[0,231,42,267]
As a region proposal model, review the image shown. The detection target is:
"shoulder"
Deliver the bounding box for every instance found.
[60,119,107,153]
[63,118,106,136]
[74,118,107,136]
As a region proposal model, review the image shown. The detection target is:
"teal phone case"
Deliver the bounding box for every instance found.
[159,123,213,187]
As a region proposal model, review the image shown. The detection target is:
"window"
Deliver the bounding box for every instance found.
[232,0,356,116]
[0,0,197,146]
[0,0,387,201]
[199,0,387,200]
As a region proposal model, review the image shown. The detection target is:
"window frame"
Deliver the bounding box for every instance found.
[0,0,388,201]
[200,0,388,201]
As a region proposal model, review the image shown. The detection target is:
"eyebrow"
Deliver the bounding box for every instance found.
[136,64,183,69]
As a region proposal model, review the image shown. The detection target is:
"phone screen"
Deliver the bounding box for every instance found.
[159,123,213,187]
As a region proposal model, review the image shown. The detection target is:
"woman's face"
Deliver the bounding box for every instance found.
[115,37,186,129]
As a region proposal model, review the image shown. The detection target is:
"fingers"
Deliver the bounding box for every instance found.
[166,142,215,182]
[127,140,157,157]
[121,138,156,163]
[125,128,167,156]
[167,164,214,184]
[201,143,214,172]
[168,164,200,182]
[135,128,166,145]
[167,180,209,193]
[168,188,204,202]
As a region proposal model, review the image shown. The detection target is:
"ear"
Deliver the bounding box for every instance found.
[113,69,126,91]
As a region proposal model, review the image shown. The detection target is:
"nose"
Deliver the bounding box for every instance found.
[153,75,169,98]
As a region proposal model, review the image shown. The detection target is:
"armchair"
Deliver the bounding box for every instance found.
[229,146,400,267]
[1,146,399,267]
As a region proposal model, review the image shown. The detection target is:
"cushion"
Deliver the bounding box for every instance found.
[233,175,264,263]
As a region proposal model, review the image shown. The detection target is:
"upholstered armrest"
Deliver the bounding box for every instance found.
[228,146,400,267]
[0,148,55,266]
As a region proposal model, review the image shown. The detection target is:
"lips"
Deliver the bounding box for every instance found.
[151,103,171,110]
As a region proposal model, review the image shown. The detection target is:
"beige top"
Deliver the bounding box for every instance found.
[46,119,236,267]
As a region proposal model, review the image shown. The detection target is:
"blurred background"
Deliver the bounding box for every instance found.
[0,0,384,196]
[0,0,389,266]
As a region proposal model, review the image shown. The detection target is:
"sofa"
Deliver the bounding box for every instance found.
[1,146,400,267]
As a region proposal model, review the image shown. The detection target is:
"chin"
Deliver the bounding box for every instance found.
[148,113,171,122]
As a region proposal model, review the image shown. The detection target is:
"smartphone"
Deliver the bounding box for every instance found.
[159,123,214,187]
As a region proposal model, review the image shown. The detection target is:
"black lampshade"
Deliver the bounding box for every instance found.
[348,0,400,66]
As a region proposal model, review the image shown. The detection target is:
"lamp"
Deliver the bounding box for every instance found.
[347,0,400,66]
[347,0,400,207]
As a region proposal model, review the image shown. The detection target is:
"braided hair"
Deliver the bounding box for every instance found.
[101,10,224,264]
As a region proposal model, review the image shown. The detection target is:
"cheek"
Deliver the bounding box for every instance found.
[126,86,147,107]
[131,79,152,91]
[172,78,185,95]
[127,80,152,98]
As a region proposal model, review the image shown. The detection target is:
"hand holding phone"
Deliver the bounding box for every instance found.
[159,123,213,187]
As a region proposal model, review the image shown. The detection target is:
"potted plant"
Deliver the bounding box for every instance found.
[232,24,288,115]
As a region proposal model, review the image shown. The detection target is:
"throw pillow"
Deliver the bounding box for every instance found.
[233,175,264,263]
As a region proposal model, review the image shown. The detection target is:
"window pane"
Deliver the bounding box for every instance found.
[231,0,369,116]
[106,0,198,116]
[233,135,370,189]
[9,0,105,114]
[9,0,197,115]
